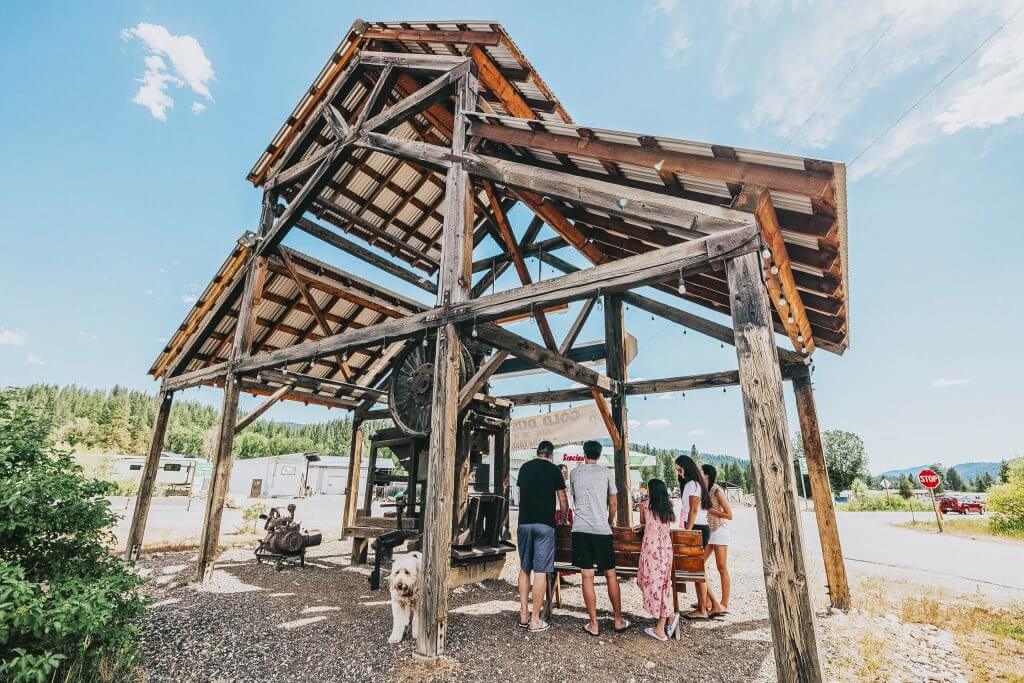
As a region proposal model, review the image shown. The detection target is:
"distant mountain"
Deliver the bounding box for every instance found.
[596,438,750,468]
[879,462,1003,482]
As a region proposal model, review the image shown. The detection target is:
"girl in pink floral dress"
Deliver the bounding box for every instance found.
[635,479,679,641]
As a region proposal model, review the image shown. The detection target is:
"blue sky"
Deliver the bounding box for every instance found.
[1,1,1022,471]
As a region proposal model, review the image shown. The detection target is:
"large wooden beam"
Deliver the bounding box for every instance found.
[278,248,354,380]
[296,218,436,294]
[733,186,814,355]
[603,294,631,526]
[354,133,756,235]
[363,27,502,46]
[471,217,547,297]
[258,368,387,401]
[537,249,805,365]
[792,369,851,610]
[501,366,804,406]
[726,250,823,682]
[559,298,596,355]
[480,181,558,351]
[161,227,758,391]
[195,374,242,582]
[124,390,174,561]
[341,417,364,534]
[415,68,477,662]
[458,350,510,413]
[475,323,618,393]
[468,118,833,199]
[233,382,295,434]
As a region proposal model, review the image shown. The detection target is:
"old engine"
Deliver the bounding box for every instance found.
[255,503,322,569]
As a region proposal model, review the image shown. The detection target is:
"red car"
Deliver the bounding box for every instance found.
[938,496,985,515]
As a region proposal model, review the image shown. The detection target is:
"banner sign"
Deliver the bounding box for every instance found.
[510,403,605,452]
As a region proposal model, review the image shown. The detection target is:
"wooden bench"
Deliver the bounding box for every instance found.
[543,526,705,639]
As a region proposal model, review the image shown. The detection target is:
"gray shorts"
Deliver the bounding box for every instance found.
[517,523,555,573]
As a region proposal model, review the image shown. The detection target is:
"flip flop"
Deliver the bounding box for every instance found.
[683,611,709,621]
[583,624,600,637]
[530,620,550,633]
[666,615,680,638]
[645,626,668,642]
[709,610,729,619]
[613,619,632,633]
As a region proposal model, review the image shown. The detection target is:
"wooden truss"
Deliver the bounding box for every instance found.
[129,31,854,682]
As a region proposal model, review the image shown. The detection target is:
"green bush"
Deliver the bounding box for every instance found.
[111,479,140,497]
[838,494,931,512]
[0,389,146,682]
[988,459,1024,534]
[241,503,267,533]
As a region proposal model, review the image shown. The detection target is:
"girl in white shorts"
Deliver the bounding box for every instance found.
[702,464,733,615]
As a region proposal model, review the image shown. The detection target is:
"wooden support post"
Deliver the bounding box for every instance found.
[124,390,174,561]
[603,293,631,527]
[194,243,261,582]
[363,443,378,517]
[194,373,242,582]
[342,418,364,534]
[414,68,478,662]
[792,370,851,611]
[726,250,823,682]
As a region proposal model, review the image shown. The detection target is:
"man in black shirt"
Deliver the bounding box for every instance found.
[516,440,568,633]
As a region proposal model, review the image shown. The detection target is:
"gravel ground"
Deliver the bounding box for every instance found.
[137,539,778,682]
[136,537,976,682]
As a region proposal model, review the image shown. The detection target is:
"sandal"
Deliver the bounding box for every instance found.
[530,620,550,633]
[683,611,709,621]
[666,615,680,638]
[613,619,632,633]
[583,624,600,637]
[518,619,530,629]
[709,610,729,619]
[645,626,668,642]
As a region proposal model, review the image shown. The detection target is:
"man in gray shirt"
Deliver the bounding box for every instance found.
[569,440,629,635]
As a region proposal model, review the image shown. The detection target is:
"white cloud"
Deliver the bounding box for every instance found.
[0,329,26,346]
[181,294,198,305]
[665,28,690,60]
[191,101,207,115]
[26,353,45,366]
[156,337,169,344]
[648,0,676,15]
[689,428,706,436]
[78,332,98,341]
[122,22,214,120]
[645,418,672,430]
[728,1,1024,176]
[628,419,641,429]
[931,378,971,388]
[658,392,678,400]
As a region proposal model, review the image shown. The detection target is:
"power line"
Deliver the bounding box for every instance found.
[849,3,1024,167]
[781,12,902,152]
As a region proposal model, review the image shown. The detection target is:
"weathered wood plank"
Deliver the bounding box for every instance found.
[475,322,618,393]
[363,28,502,46]
[296,218,436,293]
[161,227,758,391]
[792,369,851,610]
[468,118,833,199]
[726,250,823,682]
[604,294,631,526]
[341,418,364,534]
[414,69,478,661]
[354,133,757,234]
[458,350,510,412]
[233,382,295,434]
[124,390,174,561]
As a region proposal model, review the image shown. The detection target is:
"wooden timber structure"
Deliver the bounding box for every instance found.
[131,20,852,682]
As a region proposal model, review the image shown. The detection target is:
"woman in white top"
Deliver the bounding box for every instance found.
[674,454,713,620]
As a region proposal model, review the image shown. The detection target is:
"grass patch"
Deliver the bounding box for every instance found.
[854,578,1024,682]
[856,633,889,683]
[898,518,1024,542]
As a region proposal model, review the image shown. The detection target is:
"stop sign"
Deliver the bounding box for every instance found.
[918,469,941,489]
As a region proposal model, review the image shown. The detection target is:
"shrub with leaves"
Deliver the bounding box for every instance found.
[988,459,1024,535]
[0,389,146,682]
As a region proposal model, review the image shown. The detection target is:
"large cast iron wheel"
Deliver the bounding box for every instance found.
[388,341,475,437]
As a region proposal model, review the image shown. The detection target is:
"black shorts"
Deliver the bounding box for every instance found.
[571,532,615,572]
[693,524,711,547]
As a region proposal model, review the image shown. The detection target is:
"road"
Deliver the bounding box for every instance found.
[728,507,1024,605]
[113,495,1024,604]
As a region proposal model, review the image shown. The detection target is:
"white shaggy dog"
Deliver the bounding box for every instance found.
[387,551,421,644]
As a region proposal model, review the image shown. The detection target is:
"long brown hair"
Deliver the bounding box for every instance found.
[676,454,711,510]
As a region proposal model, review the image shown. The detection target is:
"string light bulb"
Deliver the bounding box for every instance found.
[797,334,804,342]
[761,248,771,260]
[787,315,795,324]
[779,296,787,307]
[677,271,686,295]
[770,266,779,275]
